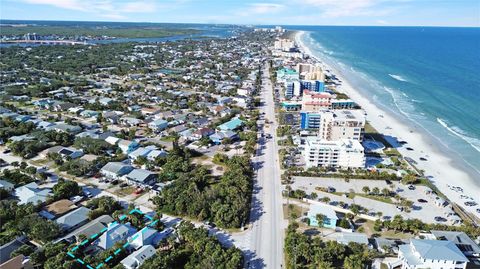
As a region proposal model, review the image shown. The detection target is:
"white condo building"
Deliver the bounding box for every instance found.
[274,39,295,51]
[303,137,365,168]
[318,110,366,141]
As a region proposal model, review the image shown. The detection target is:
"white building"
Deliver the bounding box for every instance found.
[120,245,156,269]
[398,239,469,269]
[318,110,365,141]
[303,137,365,168]
[274,39,295,51]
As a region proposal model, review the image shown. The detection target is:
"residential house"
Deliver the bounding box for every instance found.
[0,236,28,265]
[100,162,134,179]
[148,119,169,132]
[218,117,244,131]
[128,147,154,161]
[80,110,99,118]
[146,150,167,161]
[398,239,469,269]
[55,207,91,232]
[70,215,114,242]
[96,222,136,250]
[40,199,77,220]
[41,146,83,160]
[120,245,156,269]
[307,204,338,229]
[15,183,51,205]
[77,130,114,140]
[336,232,370,246]
[103,111,121,124]
[0,254,34,269]
[428,230,480,264]
[46,123,82,134]
[125,169,157,186]
[129,227,157,250]
[209,130,238,144]
[51,102,76,112]
[118,139,140,154]
[0,180,14,192]
[192,128,215,141]
[120,117,142,127]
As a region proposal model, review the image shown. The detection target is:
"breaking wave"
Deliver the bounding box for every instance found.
[437,118,480,153]
[389,74,408,82]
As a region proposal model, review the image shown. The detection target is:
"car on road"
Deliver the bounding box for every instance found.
[133,188,143,195]
[406,147,414,151]
[417,199,428,203]
[327,187,336,193]
[419,157,428,161]
[465,201,478,206]
[408,185,416,190]
[405,157,417,165]
[2,149,11,154]
[476,208,480,214]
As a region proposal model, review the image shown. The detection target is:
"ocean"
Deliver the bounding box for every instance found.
[292,26,480,176]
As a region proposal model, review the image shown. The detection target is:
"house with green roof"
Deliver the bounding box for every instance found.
[218,117,244,131]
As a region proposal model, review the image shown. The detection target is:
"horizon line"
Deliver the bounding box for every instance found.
[1,18,479,29]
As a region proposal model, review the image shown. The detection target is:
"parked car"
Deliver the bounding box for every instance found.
[3,149,11,154]
[417,199,428,203]
[465,201,478,207]
[83,190,93,198]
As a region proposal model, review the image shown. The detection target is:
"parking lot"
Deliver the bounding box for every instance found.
[291,176,460,225]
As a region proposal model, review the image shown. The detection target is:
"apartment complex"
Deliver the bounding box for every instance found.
[303,137,365,168]
[318,110,365,141]
[301,90,334,111]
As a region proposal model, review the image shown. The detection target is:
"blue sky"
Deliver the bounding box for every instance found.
[1,0,479,27]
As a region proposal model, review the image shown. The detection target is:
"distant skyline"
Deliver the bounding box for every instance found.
[1,0,479,27]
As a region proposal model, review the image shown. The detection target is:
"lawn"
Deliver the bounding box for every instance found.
[114,186,136,197]
[283,203,305,221]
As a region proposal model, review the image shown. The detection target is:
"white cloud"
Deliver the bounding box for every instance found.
[119,1,158,13]
[22,0,87,11]
[20,0,160,20]
[249,3,285,14]
[298,0,398,18]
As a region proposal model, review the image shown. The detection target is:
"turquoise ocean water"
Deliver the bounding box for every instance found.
[292,26,480,177]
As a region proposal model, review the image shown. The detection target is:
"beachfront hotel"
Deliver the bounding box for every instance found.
[301,109,365,141]
[274,38,295,52]
[303,137,365,168]
[296,63,326,81]
[301,90,334,111]
[318,110,365,141]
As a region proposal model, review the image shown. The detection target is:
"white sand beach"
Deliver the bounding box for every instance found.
[294,30,480,218]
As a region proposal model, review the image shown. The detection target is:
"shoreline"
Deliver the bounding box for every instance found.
[294,30,480,218]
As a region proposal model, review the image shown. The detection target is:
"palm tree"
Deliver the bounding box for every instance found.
[381,188,390,197]
[362,186,370,194]
[372,187,380,195]
[320,197,330,204]
[315,214,326,227]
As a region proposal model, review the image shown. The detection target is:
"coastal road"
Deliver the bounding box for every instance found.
[245,61,285,268]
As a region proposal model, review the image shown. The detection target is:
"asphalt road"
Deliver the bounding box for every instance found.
[246,62,285,269]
